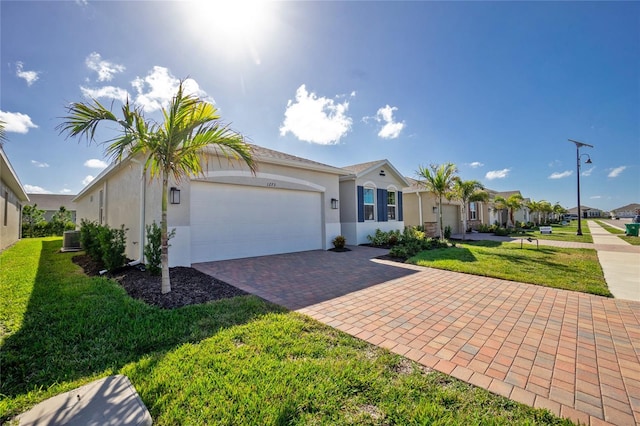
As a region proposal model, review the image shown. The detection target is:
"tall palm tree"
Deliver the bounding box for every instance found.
[527,199,542,226]
[451,178,488,240]
[492,196,508,227]
[58,81,256,293]
[416,163,458,240]
[539,201,553,225]
[504,194,525,227]
[553,202,567,222]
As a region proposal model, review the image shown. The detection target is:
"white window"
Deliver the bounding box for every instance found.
[363,187,375,221]
[387,191,396,220]
[469,202,478,220]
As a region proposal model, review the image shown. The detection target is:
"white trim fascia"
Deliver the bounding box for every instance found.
[73,157,129,202]
[194,170,326,192]
[0,147,29,202]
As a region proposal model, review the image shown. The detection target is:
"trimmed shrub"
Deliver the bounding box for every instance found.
[80,219,103,261]
[98,225,128,273]
[144,222,175,275]
[332,235,346,249]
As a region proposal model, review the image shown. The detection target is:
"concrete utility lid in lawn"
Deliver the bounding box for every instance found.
[14,375,152,426]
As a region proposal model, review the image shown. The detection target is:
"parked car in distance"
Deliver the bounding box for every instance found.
[633,215,640,223]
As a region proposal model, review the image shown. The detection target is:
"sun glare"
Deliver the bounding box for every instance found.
[185,0,276,64]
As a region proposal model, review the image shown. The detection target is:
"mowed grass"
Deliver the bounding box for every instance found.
[0,238,574,425]
[513,221,593,243]
[408,240,610,297]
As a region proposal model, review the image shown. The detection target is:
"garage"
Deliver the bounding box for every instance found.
[441,204,460,235]
[190,181,323,263]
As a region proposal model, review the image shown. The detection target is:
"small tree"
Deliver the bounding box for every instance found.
[144,221,175,275]
[50,206,74,236]
[59,80,256,293]
[22,204,45,238]
[416,163,458,241]
[451,178,488,240]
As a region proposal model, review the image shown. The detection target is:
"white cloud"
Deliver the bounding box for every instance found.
[84,158,108,169]
[85,52,125,82]
[548,170,572,179]
[60,188,73,194]
[82,175,95,186]
[485,168,511,180]
[590,195,602,199]
[16,61,40,86]
[608,166,626,178]
[31,160,49,168]
[132,66,213,112]
[24,184,51,194]
[279,84,353,145]
[581,166,594,177]
[469,161,484,168]
[0,110,38,133]
[374,105,405,139]
[80,85,129,103]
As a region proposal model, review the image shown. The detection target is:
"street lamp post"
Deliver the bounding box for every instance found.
[568,139,593,236]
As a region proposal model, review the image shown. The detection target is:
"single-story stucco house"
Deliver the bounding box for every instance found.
[73,145,407,266]
[26,194,77,223]
[402,177,493,236]
[1,146,29,251]
[611,203,640,218]
[568,206,604,218]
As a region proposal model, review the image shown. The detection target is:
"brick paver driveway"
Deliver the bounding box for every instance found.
[194,246,640,425]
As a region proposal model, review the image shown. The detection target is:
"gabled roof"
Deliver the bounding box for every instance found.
[27,194,76,211]
[612,203,640,212]
[0,146,29,202]
[340,159,411,187]
[245,144,347,175]
[75,143,349,201]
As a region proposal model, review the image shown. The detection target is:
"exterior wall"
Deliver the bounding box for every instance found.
[402,190,460,236]
[1,180,23,251]
[345,168,406,245]
[170,155,341,264]
[75,161,152,262]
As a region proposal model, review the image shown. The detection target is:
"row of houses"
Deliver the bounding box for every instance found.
[0,143,632,262]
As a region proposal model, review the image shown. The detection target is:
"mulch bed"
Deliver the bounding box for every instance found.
[72,254,248,309]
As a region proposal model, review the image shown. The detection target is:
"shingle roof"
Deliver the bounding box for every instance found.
[341,160,386,175]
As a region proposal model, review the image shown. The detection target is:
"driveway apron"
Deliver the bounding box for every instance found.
[194,246,640,426]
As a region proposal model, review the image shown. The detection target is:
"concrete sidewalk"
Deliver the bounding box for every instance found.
[453,222,640,302]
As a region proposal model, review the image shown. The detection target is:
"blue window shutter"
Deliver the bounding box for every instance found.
[377,189,388,222]
[398,192,403,221]
[357,185,364,223]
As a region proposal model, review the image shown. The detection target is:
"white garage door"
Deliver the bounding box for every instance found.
[190,182,323,263]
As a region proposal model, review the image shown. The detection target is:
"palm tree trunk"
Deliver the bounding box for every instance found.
[161,172,171,294]
[438,195,444,241]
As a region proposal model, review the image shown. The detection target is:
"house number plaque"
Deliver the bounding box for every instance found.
[266,182,276,187]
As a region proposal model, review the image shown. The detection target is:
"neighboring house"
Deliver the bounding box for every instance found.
[488,190,530,226]
[339,160,409,245]
[567,206,604,218]
[26,194,77,223]
[1,147,29,251]
[403,177,492,236]
[75,145,407,266]
[610,203,640,218]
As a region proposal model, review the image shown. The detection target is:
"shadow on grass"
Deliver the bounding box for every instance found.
[0,239,281,418]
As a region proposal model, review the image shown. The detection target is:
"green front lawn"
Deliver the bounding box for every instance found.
[511,221,593,243]
[408,240,610,297]
[0,238,572,425]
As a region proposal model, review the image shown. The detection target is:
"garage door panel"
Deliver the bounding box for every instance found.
[190,182,322,263]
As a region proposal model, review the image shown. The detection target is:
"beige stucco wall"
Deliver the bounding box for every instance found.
[1,180,23,251]
[75,151,344,266]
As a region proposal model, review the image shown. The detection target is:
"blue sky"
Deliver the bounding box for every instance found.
[1,1,638,212]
